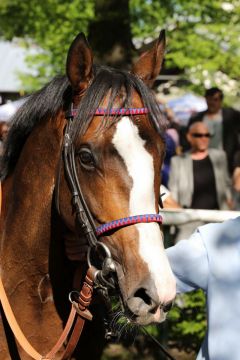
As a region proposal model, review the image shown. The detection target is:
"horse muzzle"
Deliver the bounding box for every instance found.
[125,287,173,325]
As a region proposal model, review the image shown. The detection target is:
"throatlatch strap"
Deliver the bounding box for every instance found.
[96,214,162,237]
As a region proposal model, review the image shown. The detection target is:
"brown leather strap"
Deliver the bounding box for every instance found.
[0,181,95,359]
[0,276,43,360]
[61,268,94,360]
[45,306,77,359]
[0,269,95,360]
[0,182,41,359]
[61,315,85,360]
[0,264,95,360]
[0,275,81,359]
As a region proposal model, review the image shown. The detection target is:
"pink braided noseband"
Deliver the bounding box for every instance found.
[96,214,162,237]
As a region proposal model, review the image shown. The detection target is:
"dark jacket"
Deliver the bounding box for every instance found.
[187,108,240,174]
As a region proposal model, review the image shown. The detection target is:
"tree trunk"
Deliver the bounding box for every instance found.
[88,0,134,68]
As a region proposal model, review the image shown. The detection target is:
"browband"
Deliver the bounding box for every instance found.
[66,107,149,119]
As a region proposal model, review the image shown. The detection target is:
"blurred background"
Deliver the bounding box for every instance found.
[1,0,240,122]
[1,1,240,359]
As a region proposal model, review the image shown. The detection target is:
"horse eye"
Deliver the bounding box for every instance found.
[78,149,95,167]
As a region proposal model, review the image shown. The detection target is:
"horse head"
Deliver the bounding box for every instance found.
[57,32,176,326]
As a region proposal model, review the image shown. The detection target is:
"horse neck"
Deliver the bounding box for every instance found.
[0,114,66,282]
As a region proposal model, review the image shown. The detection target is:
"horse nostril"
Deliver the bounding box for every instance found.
[149,305,159,314]
[162,301,173,313]
[134,288,152,306]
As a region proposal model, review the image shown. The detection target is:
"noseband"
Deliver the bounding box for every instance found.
[59,105,163,288]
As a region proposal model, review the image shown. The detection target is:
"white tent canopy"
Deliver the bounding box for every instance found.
[0,39,40,93]
[0,98,26,122]
[167,93,207,126]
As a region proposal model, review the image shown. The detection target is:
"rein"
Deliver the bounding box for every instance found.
[0,261,95,360]
[0,180,96,359]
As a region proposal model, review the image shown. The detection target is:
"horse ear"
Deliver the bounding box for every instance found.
[132,30,166,87]
[66,32,93,92]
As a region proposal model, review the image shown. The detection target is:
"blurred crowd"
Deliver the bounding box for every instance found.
[160,87,240,241]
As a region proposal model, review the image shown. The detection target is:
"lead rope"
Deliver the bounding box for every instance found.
[0,267,95,360]
[0,182,96,360]
[141,327,176,360]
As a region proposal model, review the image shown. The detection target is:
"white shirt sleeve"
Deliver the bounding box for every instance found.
[166,230,209,293]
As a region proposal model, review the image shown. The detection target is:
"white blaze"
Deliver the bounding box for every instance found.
[112,117,175,303]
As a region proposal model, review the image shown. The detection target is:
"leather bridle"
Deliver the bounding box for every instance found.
[60,105,163,288]
[0,105,166,359]
[58,105,177,359]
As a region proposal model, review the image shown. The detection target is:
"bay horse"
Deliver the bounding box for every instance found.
[0,31,176,359]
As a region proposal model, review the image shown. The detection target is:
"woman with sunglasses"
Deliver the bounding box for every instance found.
[168,121,233,242]
[187,87,240,175]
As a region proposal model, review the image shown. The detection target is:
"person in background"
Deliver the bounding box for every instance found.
[168,121,232,241]
[161,132,176,187]
[160,103,181,187]
[166,216,240,360]
[187,87,240,174]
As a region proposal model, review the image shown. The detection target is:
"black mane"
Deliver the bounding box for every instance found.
[0,75,71,180]
[0,65,167,180]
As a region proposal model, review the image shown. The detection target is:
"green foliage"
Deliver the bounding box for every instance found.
[130,0,240,95]
[167,290,207,352]
[1,0,240,96]
[125,290,206,357]
[103,290,206,359]
[0,0,94,87]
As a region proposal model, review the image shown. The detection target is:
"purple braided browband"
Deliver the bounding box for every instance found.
[95,214,162,237]
[69,107,149,118]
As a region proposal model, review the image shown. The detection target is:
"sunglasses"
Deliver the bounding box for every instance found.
[191,133,212,138]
